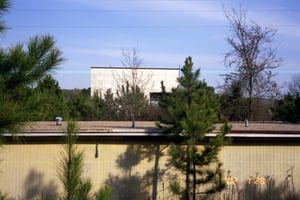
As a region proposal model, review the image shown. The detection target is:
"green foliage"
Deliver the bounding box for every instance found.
[159,57,220,136]
[64,88,123,121]
[63,86,155,121]
[65,89,87,120]
[0,0,10,33]
[65,89,102,120]
[95,185,112,200]
[76,181,93,200]
[1,35,64,90]
[272,75,300,123]
[0,34,64,136]
[58,121,112,200]
[0,2,65,129]
[272,93,300,123]
[90,92,107,120]
[0,5,65,126]
[169,180,183,196]
[169,180,188,200]
[159,57,231,200]
[288,75,300,96]
[58,121,93,200]
[0,191,9,200]
[30,75,68,121]
[219,79,247,121]
[100,89,118,120]
[0,13,65,131]
[116,81,149,121]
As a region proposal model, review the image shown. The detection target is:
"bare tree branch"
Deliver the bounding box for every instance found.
[223,7,282,120]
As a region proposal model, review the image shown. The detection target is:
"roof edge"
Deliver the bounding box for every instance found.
[90,66,180,70]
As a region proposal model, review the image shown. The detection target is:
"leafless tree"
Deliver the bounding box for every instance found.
[113,48,153,93]
[223,8,282,120]
[113,48,153,126]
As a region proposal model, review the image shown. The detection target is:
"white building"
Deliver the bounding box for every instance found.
[90,67,180,101]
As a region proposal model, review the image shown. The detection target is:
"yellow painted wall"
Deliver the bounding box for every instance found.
[0,144,177,200]
[220,145,300,188]
[1,143,300,199]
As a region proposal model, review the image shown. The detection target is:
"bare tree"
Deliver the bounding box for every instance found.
[121,48,142,89]
[114,48,152,126]
[114,48,153,92]
[223,8,282,120]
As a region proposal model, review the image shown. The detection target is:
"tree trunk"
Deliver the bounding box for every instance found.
[151,145,160,200]
[67,141,72,200]
[193,161,196,200]
[249,95,253,121]
[249,73,253,120]
[186,145,190,200]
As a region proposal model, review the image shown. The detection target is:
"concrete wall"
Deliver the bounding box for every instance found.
[1,143,300,199]
[90,67,179,98]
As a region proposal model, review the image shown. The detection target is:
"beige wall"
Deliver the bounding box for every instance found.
[0,143,176,200]
[221,145,300,184]
[1,143,300,199]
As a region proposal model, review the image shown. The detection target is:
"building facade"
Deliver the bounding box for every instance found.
[90,67,180,100]
[1,121,300,199]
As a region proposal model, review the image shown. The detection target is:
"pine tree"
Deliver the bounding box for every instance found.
[158,57,231,200]
[0,35,64,135]
[32,75,68,121]
[0,0,10,33]
[58,121,93,200]
[58,121,112,200]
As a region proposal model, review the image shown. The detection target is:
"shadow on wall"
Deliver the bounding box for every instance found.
[106,173,148,200]
[142,144,169,200]
[24,169,58,200]
[105,145,149,200]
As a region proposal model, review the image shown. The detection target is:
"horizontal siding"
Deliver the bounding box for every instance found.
[220,146,300,187]
[1,144,300,199]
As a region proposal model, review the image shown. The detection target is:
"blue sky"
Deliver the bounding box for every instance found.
[2,0,300,90]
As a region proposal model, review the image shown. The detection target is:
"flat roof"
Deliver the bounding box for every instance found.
[4,121,300,144]
[20,121,300,133]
